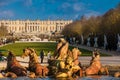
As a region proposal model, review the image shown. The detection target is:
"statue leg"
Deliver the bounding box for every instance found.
[105,67,109,75]
[99,67,109,75]
[79,69,83,77]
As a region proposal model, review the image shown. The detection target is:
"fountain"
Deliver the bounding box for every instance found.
[48,38,82,78]
[0,38,120,79]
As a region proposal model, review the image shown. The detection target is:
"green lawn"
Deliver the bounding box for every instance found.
[0,42,110,56]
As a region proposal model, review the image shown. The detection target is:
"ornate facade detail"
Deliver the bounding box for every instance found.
[0,20,72,35]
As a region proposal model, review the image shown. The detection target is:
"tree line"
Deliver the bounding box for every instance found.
[62,4,120,50]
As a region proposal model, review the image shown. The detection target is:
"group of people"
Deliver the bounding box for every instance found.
[39,50,51,63]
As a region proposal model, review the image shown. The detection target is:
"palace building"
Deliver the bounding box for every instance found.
[0,19,72,35]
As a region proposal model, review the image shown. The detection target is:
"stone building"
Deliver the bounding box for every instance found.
[0,19,72,36]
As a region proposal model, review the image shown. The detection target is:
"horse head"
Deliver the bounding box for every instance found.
[22,48,36,58]
[22,48,39,65]
[92,49,100,61]
[7,51,16,61]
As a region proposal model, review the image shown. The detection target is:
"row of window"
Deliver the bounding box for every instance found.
[8,26,60,32]
[0,21,71,25]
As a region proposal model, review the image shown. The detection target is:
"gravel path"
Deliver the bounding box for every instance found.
[0,56,120,69]
[74,45,120,56]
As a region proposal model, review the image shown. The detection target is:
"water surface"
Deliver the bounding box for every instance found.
[0,76,120,80]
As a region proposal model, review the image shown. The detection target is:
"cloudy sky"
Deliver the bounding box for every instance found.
[0,0,120,20]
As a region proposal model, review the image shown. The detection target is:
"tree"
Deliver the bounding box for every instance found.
[0,25,8,37]
[100,4,120,34]
[62,3,120,43]
[62,20,82,37]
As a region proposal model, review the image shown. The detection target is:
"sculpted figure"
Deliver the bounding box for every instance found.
[114,72,120,77]
[64,50,74,69]
[72,48,82,66]
[94,37,98,47]
[117,34,120,51]
[49,38,83,78]
[22,48,49,77]
[85,50,101,75]
[104,35,108,49]
[84,50,109,76]
[6,51,27,77]
[87,37,91,47]
[54,38,69,60]
[56,48,82,78]
[81,34,84,45]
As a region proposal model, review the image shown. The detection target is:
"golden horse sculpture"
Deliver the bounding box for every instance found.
[54,38,69,60]
[22,48,49,78]
[114,72,120,77]
[56,48,82,78]
[83,50,109,76]
[48,38,83,78]
[6,51,27,77]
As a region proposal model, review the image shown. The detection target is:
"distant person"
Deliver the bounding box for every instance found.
[47,51,51,61]
[40,50,44,63]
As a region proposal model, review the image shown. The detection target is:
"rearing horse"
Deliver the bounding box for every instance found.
[55,48,82,78]
[21,48,49,77]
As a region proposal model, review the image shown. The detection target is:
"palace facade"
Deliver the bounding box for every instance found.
[0,19,72,35]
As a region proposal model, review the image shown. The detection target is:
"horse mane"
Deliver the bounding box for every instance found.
[29,48,36,53]
[8,51,15,57]
[25,48,39,64]
[7,51,19,64]
[7,51,17,62]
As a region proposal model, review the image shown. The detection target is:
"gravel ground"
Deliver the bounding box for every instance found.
[0,56,120,69]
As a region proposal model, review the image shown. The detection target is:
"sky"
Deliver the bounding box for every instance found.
[0,0,120,20]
